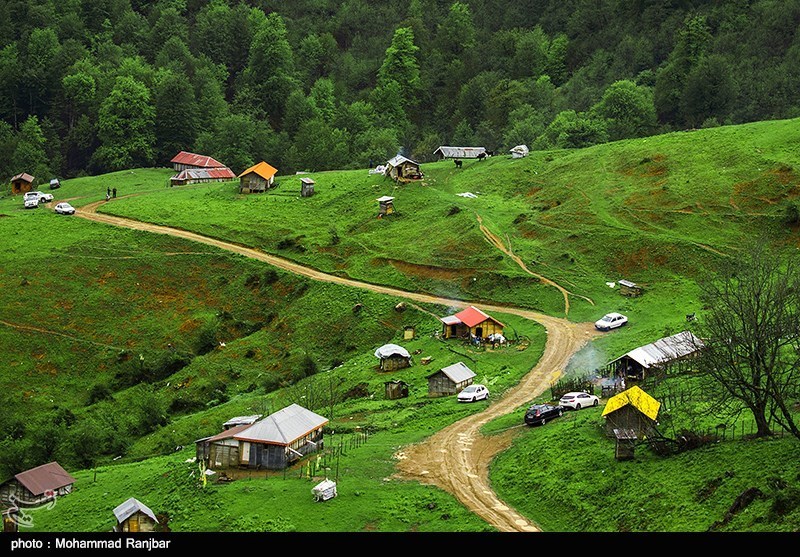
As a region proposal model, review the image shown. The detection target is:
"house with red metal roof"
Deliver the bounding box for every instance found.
[0,461,75,508]
[440,305,505,341]
[238,161,278,193]
[170,151,226,172]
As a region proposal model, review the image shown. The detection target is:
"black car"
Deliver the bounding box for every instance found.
[524,403,564,426]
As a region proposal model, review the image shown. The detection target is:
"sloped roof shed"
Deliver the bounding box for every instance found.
[614,330,704,369]
[433,361,476,384]
[14,462,75,496]
[602,385,661,420]
[113,498,158,525]
[170,151,225,168]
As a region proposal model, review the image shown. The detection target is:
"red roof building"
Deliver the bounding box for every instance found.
[0,461,75,507]
[440,306,505,341]
[170,151,226,171]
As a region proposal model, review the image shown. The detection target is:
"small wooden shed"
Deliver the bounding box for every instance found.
[377,196,395,215]
[384,155,423,182]
[238,161,278,193]
[427,361,475,397]
[10,173,34,195]
[300,177,315,197]
[113,498,159,533]
[601,385,661,439]
[618,279,642,297]
[613,428,638,461]
[374,343,412,371]
[384,380,409,400]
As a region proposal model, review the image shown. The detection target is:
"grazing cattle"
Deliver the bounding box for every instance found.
[454,159,462,168]
[686,312,696,322]
[477,152,486,161]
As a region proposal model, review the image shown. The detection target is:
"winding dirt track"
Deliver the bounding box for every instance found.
[76,199,600,532]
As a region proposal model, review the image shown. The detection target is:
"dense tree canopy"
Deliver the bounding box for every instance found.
[1,0,799,183]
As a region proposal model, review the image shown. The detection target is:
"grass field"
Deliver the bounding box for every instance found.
[2,118,800,532]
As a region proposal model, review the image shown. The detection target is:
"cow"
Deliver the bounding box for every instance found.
[454,159,462,169]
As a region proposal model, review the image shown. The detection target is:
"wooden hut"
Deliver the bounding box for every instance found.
[427,362,475,397]
[238,161,278,193]
[612,428,638,461]
[601,385,661,439]
[377,196,395,215]
[374,343,412,371]
[605,330,704,382]
[384,155,423,182]
[10,173,34,195]
[300,177,315,197]
[618,279,642,297]
[440,306,505,342]
[113,498,159,533]
[0,462,74,507]
[195,423,251,468]
[384,380,409,400]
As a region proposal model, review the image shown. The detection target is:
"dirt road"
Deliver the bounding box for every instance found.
[76,200,600,532]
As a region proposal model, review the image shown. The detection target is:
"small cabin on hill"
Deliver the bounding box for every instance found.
[196,404,328,471]
[113,498,159,533]
[300,177,315,197]
[374,344,412,371]
[605,330,703,381]
[440,306,505,342]
[239,161,278,193]
[0,461,74,507]
[385,155,423,182]
[601,385,661,440]
[433,146,487,159]
[384,380,409,400]
[10,173,34,195]
[427,361,475,397]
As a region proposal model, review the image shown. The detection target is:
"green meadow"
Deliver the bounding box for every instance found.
[2,118,800,532]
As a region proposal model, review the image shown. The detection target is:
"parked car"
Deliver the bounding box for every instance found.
[559,391,600,410]
[24,197,40,209]
[595,312,628,331]
[457,384,489,402]
[23,191,54,204]
[524,403,564,426]
[54,202,75,215]
[49,178,61,190]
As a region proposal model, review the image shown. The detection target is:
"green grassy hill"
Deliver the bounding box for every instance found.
[2,118,800,532]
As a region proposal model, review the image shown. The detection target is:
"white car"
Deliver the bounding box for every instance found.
[457,384,489,403]
[559,391,600,410]
[54,202,75,215]
[24,191,54,204]
[24,197,40,209]
[595,312,628,331]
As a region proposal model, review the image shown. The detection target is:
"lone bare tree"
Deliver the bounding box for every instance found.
[694,237,800,438]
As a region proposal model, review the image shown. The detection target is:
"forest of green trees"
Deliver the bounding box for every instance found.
[2,0,799,182]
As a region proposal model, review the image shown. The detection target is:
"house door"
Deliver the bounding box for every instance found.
[475,327,483,338]
[450,325,457,337]
[240,442,250,465]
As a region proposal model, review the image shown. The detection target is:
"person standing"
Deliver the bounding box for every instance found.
[112,187,117,198]
[107,187,111,197]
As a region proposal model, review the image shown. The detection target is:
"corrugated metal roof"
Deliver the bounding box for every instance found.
[223,415,262,428]
[170,151,225,168]
[616,330,704,369]
[440,306,505,329]
[300,177,315,185]
[11,172,35,183]
[386,155,419,167]
[602,385,661,420]
[234,404,328,446]
[433,146,487,159]
[238,161,278,180]
[433,361,476,383]
[202,423,253,444]
[170,168,236,182]
[113,497,158,525]
[376,196,395,202]
[15,462,75,496]
[374,344,410,359]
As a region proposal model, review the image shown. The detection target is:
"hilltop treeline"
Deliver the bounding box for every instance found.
[2,0,799,181]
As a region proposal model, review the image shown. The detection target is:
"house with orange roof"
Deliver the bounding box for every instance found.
[238,161,278,193]
[440,305,505,341]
